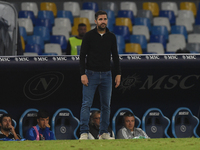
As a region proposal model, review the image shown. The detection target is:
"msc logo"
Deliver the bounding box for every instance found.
[23,72,64,100]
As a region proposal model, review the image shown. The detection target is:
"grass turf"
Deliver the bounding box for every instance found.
[0,138,200,150]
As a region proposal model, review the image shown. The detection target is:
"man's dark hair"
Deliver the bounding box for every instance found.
[176,48,190,53]
[37,109,49,119]
[0,114,12,124]
[123,111,135,121]
[95,10,107,20]
[78,23,86,27]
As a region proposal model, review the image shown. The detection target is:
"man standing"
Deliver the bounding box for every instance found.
[66,23,87,55]
[117,112,149,139]
[26,110,55,140]
[0,114,20,140]
[79,10,121,140]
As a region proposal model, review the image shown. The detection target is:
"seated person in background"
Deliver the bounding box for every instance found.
[117,112,149,139]
[66,23,87,55]
[26,109,55,140]
[176,48,190,53]
[0,114,21,140]
[89,110,115,139]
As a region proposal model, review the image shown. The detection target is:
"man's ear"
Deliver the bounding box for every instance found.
[95,19,97,25]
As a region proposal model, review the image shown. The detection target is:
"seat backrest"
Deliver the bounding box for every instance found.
[178,10,194,24]
[115,34,125,54]
[113,26,130,41]
[72,17,91,36]
[19,108,38,138]
[132,25,150,41]
[38,10,54,25]
[120,2,137,16]
[27,35,44,50]
[102,2,118,16]
[18,18,33,35]
[40,2,57,17]
[54,18,71,32]
[44,43,62,55]
[152,25,169,40]
[57,10,74,25]
[161,2,178,16]
[180,2,197,16]
[153,17,171,32]
[0,109,17,129]
[134,17,151,32]
[21,2,38,17]
[149,35,166,49]
[142,108,170,138]
[52,26,70,41]
[25,43,42,55]
[166,43,182,53]
[137,10,153,24]
[34,26,50,42]
[130,35,147,49]
[188,33,200,43]
[117,10,135,24]
[18,10,36,25]
[125,43,142,54]
[171,25,187,39]
[143,2,159,17]
[193,25,200,33]
[176,18,193,33]
[50,35,67,50]
[115,18,132,33]
[159,10,175,25]
[82,2,99,12]
[35,18,52,32]
[63,2,80,17]
[51,108,80,139]
[147,43,164,54]
[112,108,141,136]
[186,43,200,52]
[80,10,95,24]
[169,34,186,49]
[172,107,199,138]
[19,26,27,41]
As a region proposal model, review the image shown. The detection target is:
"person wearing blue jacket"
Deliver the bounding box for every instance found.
[26,110,55,140]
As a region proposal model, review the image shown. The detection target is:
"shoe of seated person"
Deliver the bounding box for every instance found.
[99,133,115,140]
[79,133,89,140]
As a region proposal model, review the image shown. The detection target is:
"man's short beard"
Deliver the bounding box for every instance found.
[2,127,10,131]
[98,24,106,31]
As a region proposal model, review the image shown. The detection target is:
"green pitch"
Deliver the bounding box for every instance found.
[1,138,200,150]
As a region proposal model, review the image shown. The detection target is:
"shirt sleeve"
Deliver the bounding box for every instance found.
[25,128,36,140]
[80,33,89,75]
[111,34,121,75]
[44,127,55,140]
[116,129,128,139]
[138,128,150,139]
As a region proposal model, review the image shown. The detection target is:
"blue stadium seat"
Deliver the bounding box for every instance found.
[18,10,36,25]
[57,10,74,25]
[33,26,50,42]
[50,35,67,51]
[38,10,54,25]
[134,17,151,31]
[25,44,43,55]
[186,43,200,53]
[90,108,100,116]
[195,9,200,25]
[102,2,118,16]
[27,35,44,50]
[51,108,80,139]
[35,18,52,32]
[159,10,175,25]
[171,25,188,40]
[19,108,39,138]
[151,26,169,40]
[142,108,170,138]
[113,26,130,42]
[117,10,135,24]
[0,109,17,129]
[103,10,115,25]
[82,2,99,12]
[150,35,166,49]
[112,108,141,136]
[107,19,114,32]
[137,10,153,24]
[115,34,125,54]
[19,26,27,41]
[172,107,199,138]
[130,35,147,50]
